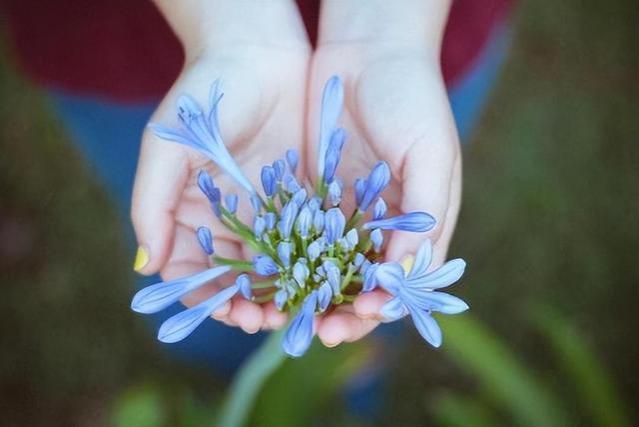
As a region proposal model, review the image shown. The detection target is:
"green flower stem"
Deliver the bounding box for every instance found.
[253,291,276,304]
[340,265,356,291]
[219,329,287,427]
[345,210,363,231]
[213,256,253,271]
[251,280,276,289]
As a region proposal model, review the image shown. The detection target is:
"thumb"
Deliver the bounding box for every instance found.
[131,131,190,275]
[385,140,457,264]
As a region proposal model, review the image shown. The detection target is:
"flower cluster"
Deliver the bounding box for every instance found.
[131,76,468,357]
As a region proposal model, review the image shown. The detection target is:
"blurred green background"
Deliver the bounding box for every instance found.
[1,0,637,425]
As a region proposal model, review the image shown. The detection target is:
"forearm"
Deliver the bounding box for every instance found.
[153,0,308,60]
[318,0,451,55]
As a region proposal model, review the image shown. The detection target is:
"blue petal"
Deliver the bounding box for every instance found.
[323,128,345,183]
[407,240,433,280]
[157,284,239,343]
[328,179,343,206]
[362,263,380,292]
[277,241,292,268]
[274,288,288,310]
[317,76,344,179]
[293,260,310,287]
[237,274,253,300]
[282,292,318,357]
[406,259,466,289]
[374,262,405,294]
[296,207,313,238]
[313,210,325,234]
[131,266,231,314]
[278,200,300,239]
[407,306,443,347]
[148,124,201,151]
[401,288,469,314]
[370,228,384,252]
[358,162,390,211]
[272,159,286,181]
[354,178,366,206]
[264,212,277,231]
[380,297,408,321]
[261,165,277,197]
[323,260,341,295]
[253,215,266,238]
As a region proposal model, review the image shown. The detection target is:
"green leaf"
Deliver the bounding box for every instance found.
[111,383,166,427]
[249,340,371,427]
[529,305,630,427]
[431,391,498,427]
[439,315,569,427]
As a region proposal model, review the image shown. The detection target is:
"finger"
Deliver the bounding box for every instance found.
[385,140,458,262]
[262,301,288,330]
[131,132,191,275]
[353,290,393,320]
[431,154,462,267]
[228,298,265,334]
[317,305,380,347]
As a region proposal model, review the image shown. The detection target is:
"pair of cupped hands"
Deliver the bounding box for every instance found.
[131,12,461,348]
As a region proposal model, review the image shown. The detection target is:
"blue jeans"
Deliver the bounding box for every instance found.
[47,23,510,376]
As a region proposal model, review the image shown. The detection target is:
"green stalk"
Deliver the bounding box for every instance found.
[213,256,253,272]
[218,330,287,427]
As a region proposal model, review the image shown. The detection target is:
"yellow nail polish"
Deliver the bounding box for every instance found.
[400,255,415,273]
[133,246,150,272]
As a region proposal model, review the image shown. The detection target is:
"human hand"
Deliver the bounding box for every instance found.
[132,1,310,334]
[307,0,461,347]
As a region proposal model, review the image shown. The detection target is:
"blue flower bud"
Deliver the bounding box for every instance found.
[307,239,322,261]
[324,207,346,244]
[196,226,214,255]
[373,198,387,220]
[277,241,292,268]
[274,288,288,310]
[328,179,342,206]
[354,178,366,207]
[286,149,299,173]
[307,197,322,213]
[293,260,310,287]
[323,260,341,295]
[362,263,379,292]
[291,188,307,206]
[253,215,266,238]
[370,228,384,252]
[323,128,345,183]
[283,291,318,357]
[345,228,359,248]
[237,274,252,300]
[313,210,325,234]
[278,200,300,240]
[363,212,436,232]
[253,254,279,276]
[198,170,222,217]
[250,194,263,213]
[296,206,313,238]
[353,253,366,269]
[272,159,286,181]
[317,282,333,312]
[283,174,301,193]
[264,212,276,231]
[261,165,277,197]
[358,162,391,211]
[225,193,238,214]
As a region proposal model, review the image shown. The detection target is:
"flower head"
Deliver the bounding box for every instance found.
[131,77,467,358]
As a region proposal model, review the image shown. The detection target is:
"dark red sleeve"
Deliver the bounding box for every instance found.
[2,0,511,102]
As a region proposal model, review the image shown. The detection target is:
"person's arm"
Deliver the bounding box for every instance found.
[310,0,462,347]
[132,0,310,333]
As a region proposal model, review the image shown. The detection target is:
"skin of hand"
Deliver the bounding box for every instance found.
[307,0,461,347]
[132,1,311,334]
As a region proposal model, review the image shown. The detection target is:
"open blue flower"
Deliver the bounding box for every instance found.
[374,240,468,347]
[363,212,436,232]
[149,80,256,195]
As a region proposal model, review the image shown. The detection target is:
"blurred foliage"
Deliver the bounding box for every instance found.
[1,0,638,425]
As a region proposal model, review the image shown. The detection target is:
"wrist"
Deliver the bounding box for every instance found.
[317,0,450,56]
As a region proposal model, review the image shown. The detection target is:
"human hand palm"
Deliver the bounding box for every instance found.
[132,48,308,333]
[307,46,462,346]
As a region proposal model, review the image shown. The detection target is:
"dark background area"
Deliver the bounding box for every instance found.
[1,0,637,425]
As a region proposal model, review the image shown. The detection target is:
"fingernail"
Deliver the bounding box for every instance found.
[400,255,415,273]
[133,246,150,272]
[324,340,341,348]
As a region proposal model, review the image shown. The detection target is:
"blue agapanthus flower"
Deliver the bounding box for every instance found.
[130,76,469,357]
